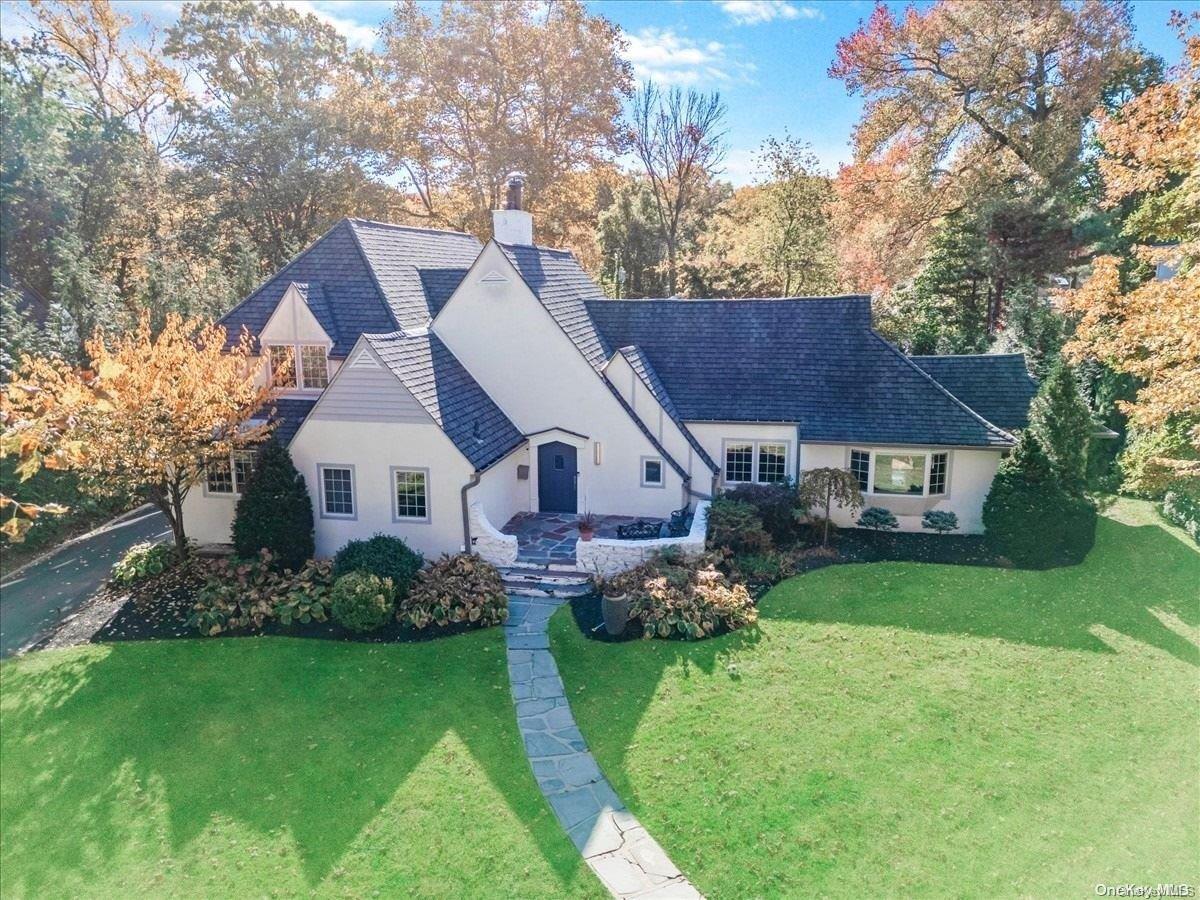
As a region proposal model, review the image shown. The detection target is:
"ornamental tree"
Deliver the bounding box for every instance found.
[798,467,864,547]
[1,314,271,556]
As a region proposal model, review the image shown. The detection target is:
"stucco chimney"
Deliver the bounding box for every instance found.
[493,172,533,245]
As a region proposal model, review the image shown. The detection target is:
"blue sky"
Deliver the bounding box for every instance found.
[4,0,1193,184]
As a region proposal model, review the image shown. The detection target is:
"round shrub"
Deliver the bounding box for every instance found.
[399,553,508,630]
[330,571,394,633]
[857,506,899,531]
[921,510,959,534]
[333,534,424,599]
[232,440,314,572]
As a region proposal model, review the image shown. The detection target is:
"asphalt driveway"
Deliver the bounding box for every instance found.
[0,508,170,658]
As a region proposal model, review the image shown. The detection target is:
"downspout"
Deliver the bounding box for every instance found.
[460,471,482,553]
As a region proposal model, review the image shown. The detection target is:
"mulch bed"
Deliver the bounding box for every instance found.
[91,566,476,646]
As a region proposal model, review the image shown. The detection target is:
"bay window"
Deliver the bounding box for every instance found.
[847,449,950,498]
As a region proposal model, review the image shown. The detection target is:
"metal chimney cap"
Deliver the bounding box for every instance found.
[504,172,527,211]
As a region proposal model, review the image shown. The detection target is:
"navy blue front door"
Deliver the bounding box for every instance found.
[538,442,577,513]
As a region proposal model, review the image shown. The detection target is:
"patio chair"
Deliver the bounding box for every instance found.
[667,505,693,537]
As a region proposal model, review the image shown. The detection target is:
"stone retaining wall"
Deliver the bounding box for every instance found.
[469,501,519,567]
[575,501,709,577]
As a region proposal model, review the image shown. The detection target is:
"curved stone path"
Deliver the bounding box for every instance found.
[504,594,702,899]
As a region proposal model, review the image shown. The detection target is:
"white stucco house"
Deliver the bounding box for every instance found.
[184,178,1038,574]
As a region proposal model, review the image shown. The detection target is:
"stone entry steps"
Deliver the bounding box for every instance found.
[500,566,595,599]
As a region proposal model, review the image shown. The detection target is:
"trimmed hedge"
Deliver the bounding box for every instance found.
[333,534,424,599]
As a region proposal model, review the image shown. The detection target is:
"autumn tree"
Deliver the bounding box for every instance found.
[1059,13,1199,492]
[630,82,727,296]
[830,0,1139,297]
[166,1,395,271]
[596,177,669,298]
[365,0,632,240]
[1,315,272,555]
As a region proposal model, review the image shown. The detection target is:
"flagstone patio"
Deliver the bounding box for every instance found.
[501,512,667,567]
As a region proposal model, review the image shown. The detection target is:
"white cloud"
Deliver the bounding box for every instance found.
[282,1,379,50]
[718,1,823,25]
[623,27,754,86]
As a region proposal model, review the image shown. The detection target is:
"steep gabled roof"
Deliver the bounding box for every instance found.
[363,331,524,471]
[259,398,319,447]
[586,297,1015,448]
[288,282,338,345]
[217,219,481,356]
[495,242,610,369]
[615,345,718,472]
[909,354,1039,431]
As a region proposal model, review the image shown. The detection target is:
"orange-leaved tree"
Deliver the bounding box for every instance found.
[1,314,272,555]
[1059,12,1199,489]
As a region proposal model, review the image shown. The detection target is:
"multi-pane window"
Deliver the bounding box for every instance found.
[849,450,870,492]
[206,458,234,494]
[393,469,429,520]
[268,345,296,388]
[873,453,927,495]
[725,443,754,483]
[642,458,663,486]
[929,452,948,495]
[300,346,329,389]
[207,451,255,495]
[757,444,788,483]
[724,440,790,484]
[320,466,354,517]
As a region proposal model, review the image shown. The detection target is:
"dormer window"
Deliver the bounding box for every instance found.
[268,343,328,391]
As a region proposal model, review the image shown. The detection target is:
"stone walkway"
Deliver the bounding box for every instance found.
[502,512,666,567]
[504,594,701,899]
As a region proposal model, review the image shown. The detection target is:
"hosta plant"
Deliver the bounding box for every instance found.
[398,553,508,630]
[111,541,175,585]
[187,550,332,635]
[612,554,757,641]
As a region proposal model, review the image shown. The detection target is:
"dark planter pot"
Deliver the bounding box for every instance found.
[601,592,630,635]
[579,528,594,542]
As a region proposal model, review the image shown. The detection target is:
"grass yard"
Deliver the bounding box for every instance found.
[553,506,1200,897]
[0,631,602,899]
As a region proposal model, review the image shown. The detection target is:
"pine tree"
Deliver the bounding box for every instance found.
[1029,361,1092,495]
[232,439,314,571]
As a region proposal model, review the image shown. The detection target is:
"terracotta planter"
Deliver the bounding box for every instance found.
[601,592,630,635]
[579,528,594,542]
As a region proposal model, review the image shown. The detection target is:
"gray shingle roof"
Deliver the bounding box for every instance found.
[217,219,480,357]
[586,297,1015,448]
[363,331,524,471]
[496,242,610,368]
[910,354,1039,431]
[615,345,718,472]
[257,398,317,447]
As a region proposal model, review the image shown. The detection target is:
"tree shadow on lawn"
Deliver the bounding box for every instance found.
[0,632,589,896]
[764,517,1200,666]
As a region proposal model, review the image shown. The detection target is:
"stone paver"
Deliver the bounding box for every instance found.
[504,594,702,899]
[501,512,667,567]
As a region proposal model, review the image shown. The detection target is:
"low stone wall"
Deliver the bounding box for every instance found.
[469,502,519,567]
[575,501,709,578]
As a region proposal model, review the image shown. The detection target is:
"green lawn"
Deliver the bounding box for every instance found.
[553,507,1200,897]
[0,632,602,899]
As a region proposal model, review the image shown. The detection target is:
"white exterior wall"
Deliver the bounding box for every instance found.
[291,417,475,559]
[685,422,801,488]
[181,486,239,545]
[576,501,710,577]
[605,353,714,485]
[471,445,531,527]
[799,443,1001,534]
[433,242,685,518]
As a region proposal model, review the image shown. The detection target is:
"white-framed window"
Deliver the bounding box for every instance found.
[847,449,950,498]
[641,457,664,487]
[391,467,430,522]
[267,343,328,391]
[723,439,792,485]
[318,464,355,518]
[205,450,256,496]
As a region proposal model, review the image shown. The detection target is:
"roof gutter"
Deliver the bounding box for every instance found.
[460,471,482,553]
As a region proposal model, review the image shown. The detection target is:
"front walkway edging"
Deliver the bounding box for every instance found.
[504,594,702,899]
